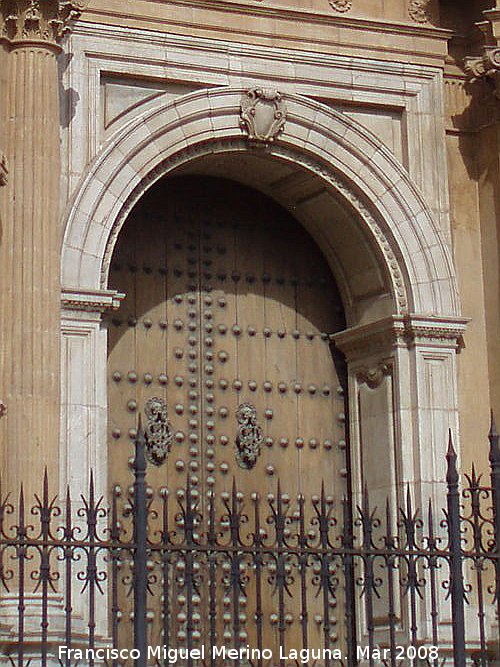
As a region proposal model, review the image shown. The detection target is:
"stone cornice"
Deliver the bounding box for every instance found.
[332,315,469,362]
[89,1,451,38]
[84,5,452,65]
[61,287,125,313]
[0,0,89,48]
[0,153,7,186]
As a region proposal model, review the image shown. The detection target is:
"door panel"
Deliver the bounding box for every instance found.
[106,176,347,660]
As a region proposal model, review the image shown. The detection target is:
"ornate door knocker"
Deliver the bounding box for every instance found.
[144,397,173,466]
[235,403,264,470]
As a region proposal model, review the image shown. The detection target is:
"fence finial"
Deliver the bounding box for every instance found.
[446,430,459,488]
[489,411,500,467]
[134,413,147,476]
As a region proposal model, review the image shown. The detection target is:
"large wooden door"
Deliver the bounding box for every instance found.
[106,176,348,661]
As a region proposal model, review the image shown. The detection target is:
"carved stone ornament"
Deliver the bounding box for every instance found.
[240,88,287,143]
[356,364,391,389]
[465,47,500,100]
[235,403,264,470]
[144,397,173,467]
[0,153,7,186]
[408,0,434,23]
[329,0,352,12]
[0,0,89,46]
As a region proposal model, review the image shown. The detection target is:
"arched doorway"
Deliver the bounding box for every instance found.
[60,89,466,656]
[105,175,350,657]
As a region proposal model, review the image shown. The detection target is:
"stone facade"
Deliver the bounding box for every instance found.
[1,0,500,656]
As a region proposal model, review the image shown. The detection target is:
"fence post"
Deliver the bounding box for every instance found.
[489,414,500,661]
[446,431,466,667]
[134,417,148,667]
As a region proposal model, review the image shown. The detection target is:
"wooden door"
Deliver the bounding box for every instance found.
[106,176,348,661]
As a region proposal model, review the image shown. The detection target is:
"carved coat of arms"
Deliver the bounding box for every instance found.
[240,88,287,143]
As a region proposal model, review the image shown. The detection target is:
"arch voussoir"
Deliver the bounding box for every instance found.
[62,87,460,320]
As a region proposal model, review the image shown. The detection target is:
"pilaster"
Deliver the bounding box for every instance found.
[60,288,124,507]
[333,314,468,649]
[333,315,468,505]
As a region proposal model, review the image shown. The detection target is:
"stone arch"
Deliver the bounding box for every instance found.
[60,89,467,596]
[62,87,461,324]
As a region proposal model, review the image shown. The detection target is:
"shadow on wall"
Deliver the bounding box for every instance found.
[58,51,80,129]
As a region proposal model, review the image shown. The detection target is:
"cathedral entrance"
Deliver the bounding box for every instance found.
[106,175,349,661]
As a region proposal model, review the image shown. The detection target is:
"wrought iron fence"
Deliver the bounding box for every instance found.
[0,422,499,667]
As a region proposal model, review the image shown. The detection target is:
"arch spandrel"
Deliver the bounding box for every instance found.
[62,87,461,324]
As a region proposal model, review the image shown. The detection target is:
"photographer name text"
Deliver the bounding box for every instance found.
[59,644,440,663]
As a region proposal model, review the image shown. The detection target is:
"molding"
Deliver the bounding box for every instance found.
[83,5,452,49]
[61,287,125,313]
[0,153,7,186]
[332,315,469,362]
[72,21,441,84]
[0,0,89,49]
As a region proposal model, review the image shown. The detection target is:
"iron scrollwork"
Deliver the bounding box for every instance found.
[235,403,264,469]
[144,397,173,466]
[0,425,499,665]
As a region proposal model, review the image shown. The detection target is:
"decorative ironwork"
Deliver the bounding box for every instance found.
[0,422,499,666]
[235,403,264,469]
[240,88,287,143]
[143,396,173,466]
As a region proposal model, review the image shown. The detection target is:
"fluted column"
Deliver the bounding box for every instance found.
[0,1,88,497]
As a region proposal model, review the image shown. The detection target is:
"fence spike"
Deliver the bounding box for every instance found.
[489,411,500,466]
[488,412,500,661]
[89,468,94,501]
[446,430,459,488]
[446,429,466,667]
[43,467,48,504]
[385,497,392,540]
[19,483,24,519]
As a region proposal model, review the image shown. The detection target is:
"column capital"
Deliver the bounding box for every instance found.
[331,315,469,364]
[0,0,89,49]
[465,12,500,100]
